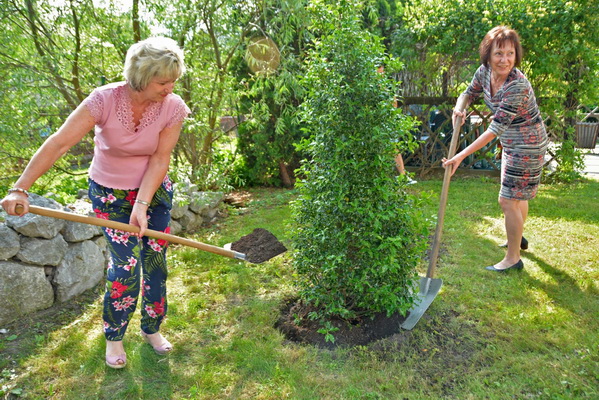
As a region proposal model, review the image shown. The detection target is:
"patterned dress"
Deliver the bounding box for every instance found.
[464,65,548,200]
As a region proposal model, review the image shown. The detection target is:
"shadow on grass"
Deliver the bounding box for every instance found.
[99,345,173,399]
[522,251,599,314]
[0,284,103,371]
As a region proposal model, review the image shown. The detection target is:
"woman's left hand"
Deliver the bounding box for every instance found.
[130,203,149,237]
[452,109,467,128]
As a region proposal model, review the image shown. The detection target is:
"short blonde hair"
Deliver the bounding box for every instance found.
[124,37,186,91]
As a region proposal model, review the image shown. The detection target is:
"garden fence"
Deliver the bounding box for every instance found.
[398,98,597,176]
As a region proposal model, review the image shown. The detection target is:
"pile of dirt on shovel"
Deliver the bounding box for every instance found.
[230,228,287,263]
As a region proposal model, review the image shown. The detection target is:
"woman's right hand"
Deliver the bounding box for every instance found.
[1,192,30,216]
[442,153,465,177]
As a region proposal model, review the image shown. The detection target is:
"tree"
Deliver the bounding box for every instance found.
[0,0,134,190]
[232,0,311,187]
[292,0,429,329]
[1,0,261,191]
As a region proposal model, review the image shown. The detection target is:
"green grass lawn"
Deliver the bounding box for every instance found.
[1,178,597,399]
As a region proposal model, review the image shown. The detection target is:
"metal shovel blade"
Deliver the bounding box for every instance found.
[400,277,443,330]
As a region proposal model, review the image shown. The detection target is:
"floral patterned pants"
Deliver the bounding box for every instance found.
[89,177,173,341]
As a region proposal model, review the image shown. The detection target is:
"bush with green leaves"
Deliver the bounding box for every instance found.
[545,138,585,183]
[291,3,430,326]
[232,0,311,187]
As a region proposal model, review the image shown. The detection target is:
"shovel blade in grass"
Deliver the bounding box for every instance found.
[400,277,443,330]
[400,116,462,330]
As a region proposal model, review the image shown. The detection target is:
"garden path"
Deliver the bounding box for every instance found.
[583,143,599,179]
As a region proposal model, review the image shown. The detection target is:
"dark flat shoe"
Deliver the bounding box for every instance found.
[499,236,528,250]
[485,260,524,272]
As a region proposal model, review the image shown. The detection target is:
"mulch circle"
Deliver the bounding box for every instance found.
[275,298,408,349]
[230,228,287,264]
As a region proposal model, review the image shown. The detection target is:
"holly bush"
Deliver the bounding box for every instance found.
[291,2,430,325]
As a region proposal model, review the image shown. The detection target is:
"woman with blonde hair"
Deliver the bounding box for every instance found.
[1,37,191,368]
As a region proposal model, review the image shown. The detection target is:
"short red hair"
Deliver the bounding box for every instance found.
[479,26,523,68]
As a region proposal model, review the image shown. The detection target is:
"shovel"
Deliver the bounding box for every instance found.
[401,115,463,330]
[15,204,286,264]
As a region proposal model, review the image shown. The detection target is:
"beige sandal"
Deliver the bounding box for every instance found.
[105,353,127,369]
[141,331,173,355]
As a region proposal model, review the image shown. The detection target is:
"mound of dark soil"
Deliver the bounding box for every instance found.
[230,228,287,264]
[275,298,408,349]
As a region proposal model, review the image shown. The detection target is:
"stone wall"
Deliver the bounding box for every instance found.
[0,184,224,327]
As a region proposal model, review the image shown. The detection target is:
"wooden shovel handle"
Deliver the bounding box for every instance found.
[426,115,463,279]
[15,204,246,261]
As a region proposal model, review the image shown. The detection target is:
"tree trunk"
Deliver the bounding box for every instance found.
[68,0,84,102]
[563,61,580,141]
[279,161,292,187]
[132,0,141,43]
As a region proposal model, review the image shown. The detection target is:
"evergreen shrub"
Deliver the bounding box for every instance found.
[292,6,430,325]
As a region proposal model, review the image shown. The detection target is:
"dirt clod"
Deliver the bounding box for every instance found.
[230,228,287,263]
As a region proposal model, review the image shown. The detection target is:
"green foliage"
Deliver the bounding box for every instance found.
[1,0,597,192]
[545,139,585,183]
[395,0,598,181]
[171,139,246,192]
[0,0,141,190]
[292,2,430,324]
[233,0,311,187]
[32,170,89,205]
[398,0,599,101]
[155,0,267,184]
[316,321,339,343]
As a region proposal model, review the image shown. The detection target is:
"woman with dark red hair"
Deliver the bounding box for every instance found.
[443,26,548,272]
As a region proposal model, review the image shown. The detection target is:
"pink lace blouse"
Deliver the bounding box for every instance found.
[83,82,190,190]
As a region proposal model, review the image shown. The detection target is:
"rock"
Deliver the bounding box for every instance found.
[44,266,54,279]
[188,192,210,215]
[206,192,225,209]
[171,201,189,220]
[0,190,226,321]
[16,234,68,266]
[0,261,54,326]
[182,210,204,232]
[77,189,89,199]
[67,198,96,217]
[54,241,105,302]
[174,181,198,197]
[176,210,194,232]
[92,236,111,266]
[169,219,182,236]
[202,207,219,220]
[0,225,20,260]
[61,220,102,242]
[5,194,66,239]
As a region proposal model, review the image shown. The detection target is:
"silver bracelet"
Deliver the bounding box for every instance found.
[135,199,150,206]
[8,188,29,197]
